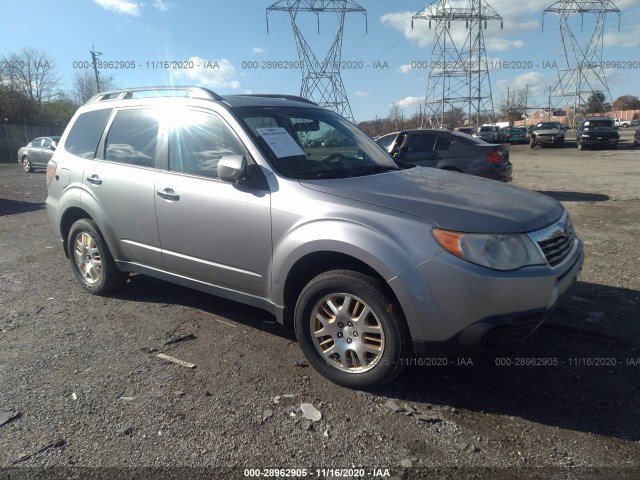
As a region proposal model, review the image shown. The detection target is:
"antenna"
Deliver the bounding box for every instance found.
[266,0,366,122]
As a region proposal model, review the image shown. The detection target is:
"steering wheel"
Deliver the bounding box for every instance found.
[324,153,347,167]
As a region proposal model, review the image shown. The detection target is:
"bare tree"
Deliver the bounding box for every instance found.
[1,47,61,106]
[71,70,116,105]
[388,103,403,131]
[442,108,466,128]
[499,89,527,124]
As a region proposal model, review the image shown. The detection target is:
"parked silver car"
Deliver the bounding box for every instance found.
[46,87,584,388]
[17,136,61,172]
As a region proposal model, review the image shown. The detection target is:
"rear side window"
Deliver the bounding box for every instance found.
[105,109,160,167]
[64,109,112,159]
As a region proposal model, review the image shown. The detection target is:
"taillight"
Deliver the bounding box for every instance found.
[487,150,503,164]
[46,161,57,187]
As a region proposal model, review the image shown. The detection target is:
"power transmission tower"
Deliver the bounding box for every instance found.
[266,0,366,122]
[412,0,502,129]
[543,0,621,128]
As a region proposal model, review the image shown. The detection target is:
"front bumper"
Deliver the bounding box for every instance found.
[534,135,563,146]
[389,237,584,356]
[580,137,619,148]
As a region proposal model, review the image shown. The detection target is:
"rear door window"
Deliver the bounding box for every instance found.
[405,133,437,152]
[104,109,160,167]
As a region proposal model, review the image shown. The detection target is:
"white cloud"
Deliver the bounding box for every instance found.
[395,96,423,109]
[380,3,544,53]
[354,91,369,98]
[252,47,264,54]
[171,57,241,90]
[399,64,412,74]
[94,0,141,16]
[604,29,640,48]
[496,72,547,97]
[152,0,175,11]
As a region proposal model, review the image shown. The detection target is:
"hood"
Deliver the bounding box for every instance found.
[300,167,563,233]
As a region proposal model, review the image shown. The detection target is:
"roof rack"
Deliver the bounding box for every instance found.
[235,94,318,105]
[85,86,222,104]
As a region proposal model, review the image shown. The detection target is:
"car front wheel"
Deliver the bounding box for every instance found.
[22,156,33,173]
[529,137,536,148]
[577,141,584,151]
[68,219,128,295]
[294,270,410,389]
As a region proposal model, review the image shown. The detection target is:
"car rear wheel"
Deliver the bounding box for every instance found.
[68,219,128,295]
[294,270,410,389]
[22,156,33,173]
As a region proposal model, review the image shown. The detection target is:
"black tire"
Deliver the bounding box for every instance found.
[529,137,535,149]
[294,270,410,389]
[577,141,584,151]
[67,219,128,295]
[22,156,33,173]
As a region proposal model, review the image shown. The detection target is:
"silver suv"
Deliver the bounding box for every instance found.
[46,87,584,388]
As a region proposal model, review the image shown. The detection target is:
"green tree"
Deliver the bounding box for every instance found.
[585,91,607,114]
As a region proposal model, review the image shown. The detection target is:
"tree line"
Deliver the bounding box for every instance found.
[0,47,115,128]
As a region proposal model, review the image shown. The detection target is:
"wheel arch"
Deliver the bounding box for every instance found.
[280,251,405,329]
[60,207,94,257]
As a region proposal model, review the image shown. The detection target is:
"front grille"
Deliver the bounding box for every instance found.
[529,213,577,267]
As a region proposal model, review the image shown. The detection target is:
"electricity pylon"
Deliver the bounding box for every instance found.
[266,0,366,122]
[413,0,502,128]
[543,0,621,128]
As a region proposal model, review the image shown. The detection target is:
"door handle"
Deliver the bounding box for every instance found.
[86,174,102,185]
[157,188,180,201]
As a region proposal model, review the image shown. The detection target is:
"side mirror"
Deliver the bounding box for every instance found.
[49,145,56,151]
[218,155,247,183]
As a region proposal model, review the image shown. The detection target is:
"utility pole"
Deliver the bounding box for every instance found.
[90,45,102,92]
[524,84,530,126]
[266,1,366,123]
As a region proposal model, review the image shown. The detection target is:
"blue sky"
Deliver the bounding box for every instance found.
[1,0,639,122]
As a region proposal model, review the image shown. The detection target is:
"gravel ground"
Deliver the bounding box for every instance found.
[1,130,639,479]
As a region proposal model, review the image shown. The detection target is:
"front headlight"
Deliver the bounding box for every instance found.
[432,229,546,271]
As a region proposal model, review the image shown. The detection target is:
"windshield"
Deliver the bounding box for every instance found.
[235,106,401,179]
[535,122,560,130]
[583,120,614,128]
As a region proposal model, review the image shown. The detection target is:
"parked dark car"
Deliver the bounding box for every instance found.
[576,117,619,150]
[530,122,565,148]
[472,125,500,143]
[456,127,474,135]
[505,127,528,144]
[375,129,512,182]
[17,136,61,172]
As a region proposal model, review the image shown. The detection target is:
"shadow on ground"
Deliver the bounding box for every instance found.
[0,198,45,216]
[537,191,610,202]
[110,273,640,441]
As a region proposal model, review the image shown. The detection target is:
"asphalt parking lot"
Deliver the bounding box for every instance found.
[1,129,639,479]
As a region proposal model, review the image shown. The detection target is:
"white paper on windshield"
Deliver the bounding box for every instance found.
[257,127,305,158]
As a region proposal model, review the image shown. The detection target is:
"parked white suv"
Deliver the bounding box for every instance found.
[46,87,584,388]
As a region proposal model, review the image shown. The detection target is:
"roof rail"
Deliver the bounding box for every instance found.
[236,94,318,105]
[85,86,222,104]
